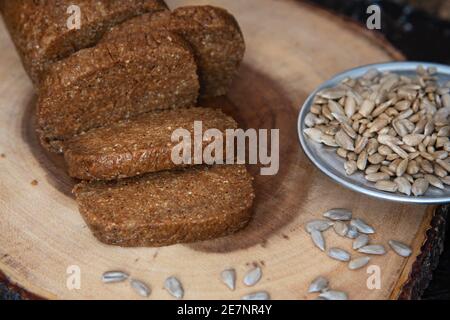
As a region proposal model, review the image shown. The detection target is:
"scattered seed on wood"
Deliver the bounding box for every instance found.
[308,276,329,293]
[350,219,375,234]
[353,234,370,250]
[358,245,386,255]
[102,271,129,284]
[306,220,334,233]
[346,225,359,239]
[242,291,270,300]
[311,230,326,252]
[323,208,352,221]
[244,267,262,287]
[389,240,412,257]
[221,269,236,291]
[130,279,151,298]
[349,256,371,270]
[333,221,349,237]
[164,276,184,299]
[319,290,348,300]
[328,248,351,262]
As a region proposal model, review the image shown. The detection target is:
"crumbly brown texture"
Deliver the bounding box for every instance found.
[64,107,237,180]
[102,6,246,97]
[0,0,168,84]
[73,165,255,247]
[37,31,199,153]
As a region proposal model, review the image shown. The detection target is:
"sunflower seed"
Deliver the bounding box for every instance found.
[350,219,375,234]
[359,99,376,117]
[357,150,369,170]
[130,279,151,298]
[389,240,412,257]
[319,88,347,100]
[345,95,356,117]
[395,177,412,196]
[319,290,348,300]
[353,234,370,250]
[425,174,445,189]
[244,267,262,287]
[365,172,390,182]
[304,128,323,143]
[305,113,319,127]
[306,220,334,233]
[311,230,326,252]
[242,291,270,300]
[345,160,358,175]
[328,100,345,117]
[323,208,352,221]
[335,129,355,151]
[333,221,349,237]
[375,180,399,193]
[437,159,450,172]
[221,269,236,291]
[442,176,450,185]
[346,225,359,239]
[365,164,381,175]
[412,178,429,196]
[328,248,351,262]
[308,276,329,293]
[322,134,339,147]
[349,256,371,270]
[396,159,409,177]
[358,245,386,255]
[102,271,129,284]
[164,276,184,299]
[368,153,385,165]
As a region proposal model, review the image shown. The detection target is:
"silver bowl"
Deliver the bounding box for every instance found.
[298,61,450,204]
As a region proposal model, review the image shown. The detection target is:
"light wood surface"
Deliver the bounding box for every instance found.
[0,0,437,300]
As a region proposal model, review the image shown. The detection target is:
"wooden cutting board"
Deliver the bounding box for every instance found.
[0,0,445,300]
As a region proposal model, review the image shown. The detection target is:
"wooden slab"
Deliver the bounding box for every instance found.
[0,0,440,300]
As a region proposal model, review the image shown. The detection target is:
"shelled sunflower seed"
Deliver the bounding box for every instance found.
[348,256,371,270]
[164,276,184,299]
[130,279,151,298]
[243,266,262,287]
[310,229,326,252]
[242,291,270,300]
[358,245,386,255]
[323,208,353,221]
[350,218,375,234]
[102,271,129,284]
[353,234,370,250]
[221,269,237,291]
[333,221,349,237]
[306,220,334,233]
[304,66,450,196]
[308,276,329,293]
[319,290,348,300]
[389,240,412,257]
[328,248,351,262]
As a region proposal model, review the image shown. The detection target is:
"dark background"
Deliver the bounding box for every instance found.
[1,0,450,300]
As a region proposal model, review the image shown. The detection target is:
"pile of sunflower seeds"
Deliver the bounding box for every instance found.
[306,208,412,300]
[304,66,450,196]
